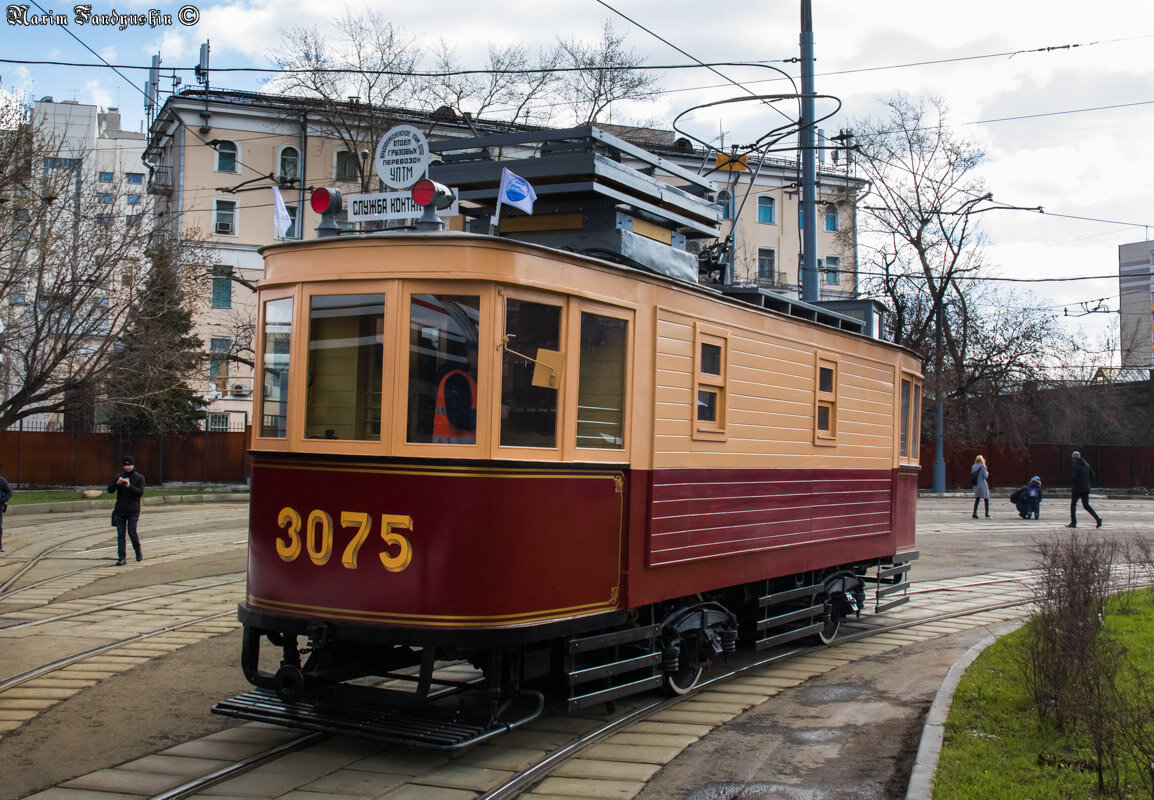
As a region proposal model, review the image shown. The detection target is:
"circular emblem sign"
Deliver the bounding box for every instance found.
[375,125,429,190]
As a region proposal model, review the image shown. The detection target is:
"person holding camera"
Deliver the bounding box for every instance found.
[108,456,145,565]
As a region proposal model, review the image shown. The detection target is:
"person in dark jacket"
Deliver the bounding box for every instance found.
[0,466,12,552]
[108,456,145,565]
[1068,450,1102,529]
[1015,476,1043,519]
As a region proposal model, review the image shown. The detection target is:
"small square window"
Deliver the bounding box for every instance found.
[99,171,114,182]
[701,343,722,376]
[125,172,144,184]
[697,390,718,423]
[819,366,834,393]
[817,403,831,432]
[98,192,113,203]
[126,214,141,227]
[126,194,141,205]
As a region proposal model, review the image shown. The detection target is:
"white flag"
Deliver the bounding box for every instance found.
[498,168,536,215]
[272,185,292,238]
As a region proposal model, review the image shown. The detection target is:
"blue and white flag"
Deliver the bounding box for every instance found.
[272,185,292,238]
[498,168,536,215]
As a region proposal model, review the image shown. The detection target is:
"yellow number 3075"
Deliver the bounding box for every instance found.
[275,507,413,572]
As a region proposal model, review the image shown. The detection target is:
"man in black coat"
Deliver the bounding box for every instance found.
[1067,450,1102,529]
[108,456,145,565]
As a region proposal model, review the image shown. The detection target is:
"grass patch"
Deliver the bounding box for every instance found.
[936,589,1154,798]
[8,487,243,506]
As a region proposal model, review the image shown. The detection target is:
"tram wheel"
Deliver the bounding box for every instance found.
[815,604,842,645]
[664,639,704,695]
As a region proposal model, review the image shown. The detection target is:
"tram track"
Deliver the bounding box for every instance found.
[133,573,1040,800]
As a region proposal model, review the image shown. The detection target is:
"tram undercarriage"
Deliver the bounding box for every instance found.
[213,554,915,748]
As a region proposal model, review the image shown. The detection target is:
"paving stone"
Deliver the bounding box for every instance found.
[580,742,685,765]
[118,753,233,777]
[297,768,407,796]
[453,744,547,771]
[376,784,477,800]
[347,749,449,776]
[529,775,646,799]
[62,767,188,794]
[551,757,661,781]
[0,708,38,720]
[18,789,142,800]
[408,763,511,792]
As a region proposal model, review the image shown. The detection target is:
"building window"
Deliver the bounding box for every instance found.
[209,337,231,391]
[99,171,114,182]
[126,193,141,205]
[215,140,238,173]
[757,196,775,224]
[718,190,731,220]
[212,270,233,309]
[98,192,113,203]
[814,355,838,444]
[825,204,839,232]
[824,255,840,285]
[757,248,776,282]
[207,413,229,432]
[126,214,141,227]
[278,204,299,239]
[214,199,236,235]
[279,147,300,182]
[125,172,144,185]
[335,150,362,182]
[694,327,727,440]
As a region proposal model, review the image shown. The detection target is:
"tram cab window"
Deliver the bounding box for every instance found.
[576,313,627,449]
[260,297,292,438]
[501,299,561,448]
[406,295,480,444]
[900,377,922,459]
[304,294,385,440]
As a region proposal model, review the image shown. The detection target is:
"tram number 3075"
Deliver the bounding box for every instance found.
[275,507,413,572]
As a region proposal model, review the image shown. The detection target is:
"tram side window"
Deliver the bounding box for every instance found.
[260,298,292,438]
[694,329,727,439]
[900,376,922,460]
[502,299,561,448]
[407,295,480,444]
[305,294,385,440]
[815,356,838,444]
[577,313,627,449]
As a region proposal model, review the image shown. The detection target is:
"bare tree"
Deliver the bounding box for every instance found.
[423,41,562,127]
[0,92,172,430]
[557,21,663,125]
[850,94,1065,442]
[266,10,423,193]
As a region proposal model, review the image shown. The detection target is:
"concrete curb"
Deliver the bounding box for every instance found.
[904,619,1027,800]
[5,492,250,516]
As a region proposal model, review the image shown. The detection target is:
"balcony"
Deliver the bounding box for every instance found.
[754,271,793,290]
[147,164,172,196]
[205,375,254,401]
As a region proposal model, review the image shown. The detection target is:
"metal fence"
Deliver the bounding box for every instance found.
[0,427,251,486]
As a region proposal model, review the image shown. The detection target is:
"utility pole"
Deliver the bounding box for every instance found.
[799,0,818,303]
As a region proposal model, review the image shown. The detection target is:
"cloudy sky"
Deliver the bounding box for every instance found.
[3,0,1152,354]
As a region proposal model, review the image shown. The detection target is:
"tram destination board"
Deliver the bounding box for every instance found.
[346,191,459,222]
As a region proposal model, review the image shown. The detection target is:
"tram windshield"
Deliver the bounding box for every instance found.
[260,297,292,438]
[304,294,385,440]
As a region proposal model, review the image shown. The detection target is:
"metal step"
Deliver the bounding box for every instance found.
[212,687,543,750]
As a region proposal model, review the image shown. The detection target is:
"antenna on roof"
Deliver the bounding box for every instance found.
[195,41,210,86]
[144,53,160,121]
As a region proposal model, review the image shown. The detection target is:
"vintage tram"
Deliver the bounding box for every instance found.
[214,127,923,748]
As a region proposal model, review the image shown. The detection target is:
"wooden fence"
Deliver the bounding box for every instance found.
[919,441,1154,492]
[0,428,251,486]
